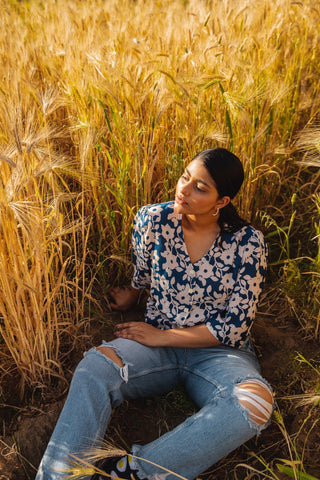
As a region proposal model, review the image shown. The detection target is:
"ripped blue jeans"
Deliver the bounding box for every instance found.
[36,338,273,480]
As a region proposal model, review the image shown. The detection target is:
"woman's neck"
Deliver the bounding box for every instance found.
[182,213,221,234]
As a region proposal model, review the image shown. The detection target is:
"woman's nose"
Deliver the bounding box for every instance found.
[180,181,191,195]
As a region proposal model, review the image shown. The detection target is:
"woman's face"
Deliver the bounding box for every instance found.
[174,158,229,216]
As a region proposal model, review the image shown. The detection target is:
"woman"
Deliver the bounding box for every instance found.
[36,148,273,480]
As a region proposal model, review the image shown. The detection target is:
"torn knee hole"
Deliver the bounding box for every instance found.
[96,346,124,367]
[234,379,273,426]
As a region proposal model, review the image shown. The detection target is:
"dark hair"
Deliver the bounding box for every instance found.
[192,147,248,234]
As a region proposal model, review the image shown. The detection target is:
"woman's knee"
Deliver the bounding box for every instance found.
[96,346,124,367]
[69,347,126,395]
[73,346,123,383]
[234,379,273,426]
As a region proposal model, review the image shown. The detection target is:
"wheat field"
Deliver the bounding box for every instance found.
[0,0,319,477]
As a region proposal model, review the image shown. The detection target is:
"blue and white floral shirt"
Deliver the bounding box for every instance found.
[131,202,267,349]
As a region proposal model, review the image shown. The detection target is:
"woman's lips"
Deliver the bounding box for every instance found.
[175,195,188,205]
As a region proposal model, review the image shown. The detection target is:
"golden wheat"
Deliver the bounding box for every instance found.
[0,0,319,394]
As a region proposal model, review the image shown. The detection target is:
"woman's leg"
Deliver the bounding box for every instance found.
[35,339,181,480]
[132,346,273,480]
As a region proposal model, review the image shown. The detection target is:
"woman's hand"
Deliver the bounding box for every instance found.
[114,322,220,348]
[114,322,166,347]
[108,286,141,311]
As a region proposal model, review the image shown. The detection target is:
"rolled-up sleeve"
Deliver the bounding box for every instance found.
[131,206,154,290]
[205,230,268,348]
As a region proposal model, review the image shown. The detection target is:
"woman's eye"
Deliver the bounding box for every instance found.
[180,174,205,192]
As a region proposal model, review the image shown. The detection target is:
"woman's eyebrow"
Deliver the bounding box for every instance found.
[185,167,211,188]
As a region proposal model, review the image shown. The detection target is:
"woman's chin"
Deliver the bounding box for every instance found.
[174,196,190,211]
[173,202,185,213]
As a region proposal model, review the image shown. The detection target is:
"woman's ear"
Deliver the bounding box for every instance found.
[217,196,231,209]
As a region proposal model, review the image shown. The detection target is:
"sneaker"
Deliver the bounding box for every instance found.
[91,454,147,480]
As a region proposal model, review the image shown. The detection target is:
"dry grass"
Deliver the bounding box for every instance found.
[0,0,319,475]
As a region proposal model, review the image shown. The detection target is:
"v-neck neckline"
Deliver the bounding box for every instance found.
[176,213,221,266]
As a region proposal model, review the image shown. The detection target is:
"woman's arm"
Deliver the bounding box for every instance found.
[114,322,220,348]
[205,228,268,348]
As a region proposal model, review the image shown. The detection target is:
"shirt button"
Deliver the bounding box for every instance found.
[184,307,189,313]
[190,269,195,275]
[188,288,194,294]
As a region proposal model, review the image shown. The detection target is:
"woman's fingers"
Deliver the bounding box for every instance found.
[115,322,134,329]
[114,322,165,347]
[115,322,137,335]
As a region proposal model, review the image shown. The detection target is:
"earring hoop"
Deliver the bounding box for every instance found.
[212,207,220,217]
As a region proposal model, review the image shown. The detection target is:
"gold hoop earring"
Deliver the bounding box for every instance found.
[212,207,220,217]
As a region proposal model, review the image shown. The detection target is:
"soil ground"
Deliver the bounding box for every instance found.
[1,289,319,480]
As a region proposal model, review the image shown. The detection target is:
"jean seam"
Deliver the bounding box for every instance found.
[86,402,112,448]
[183,367,224,392]
[128,365,180,381]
